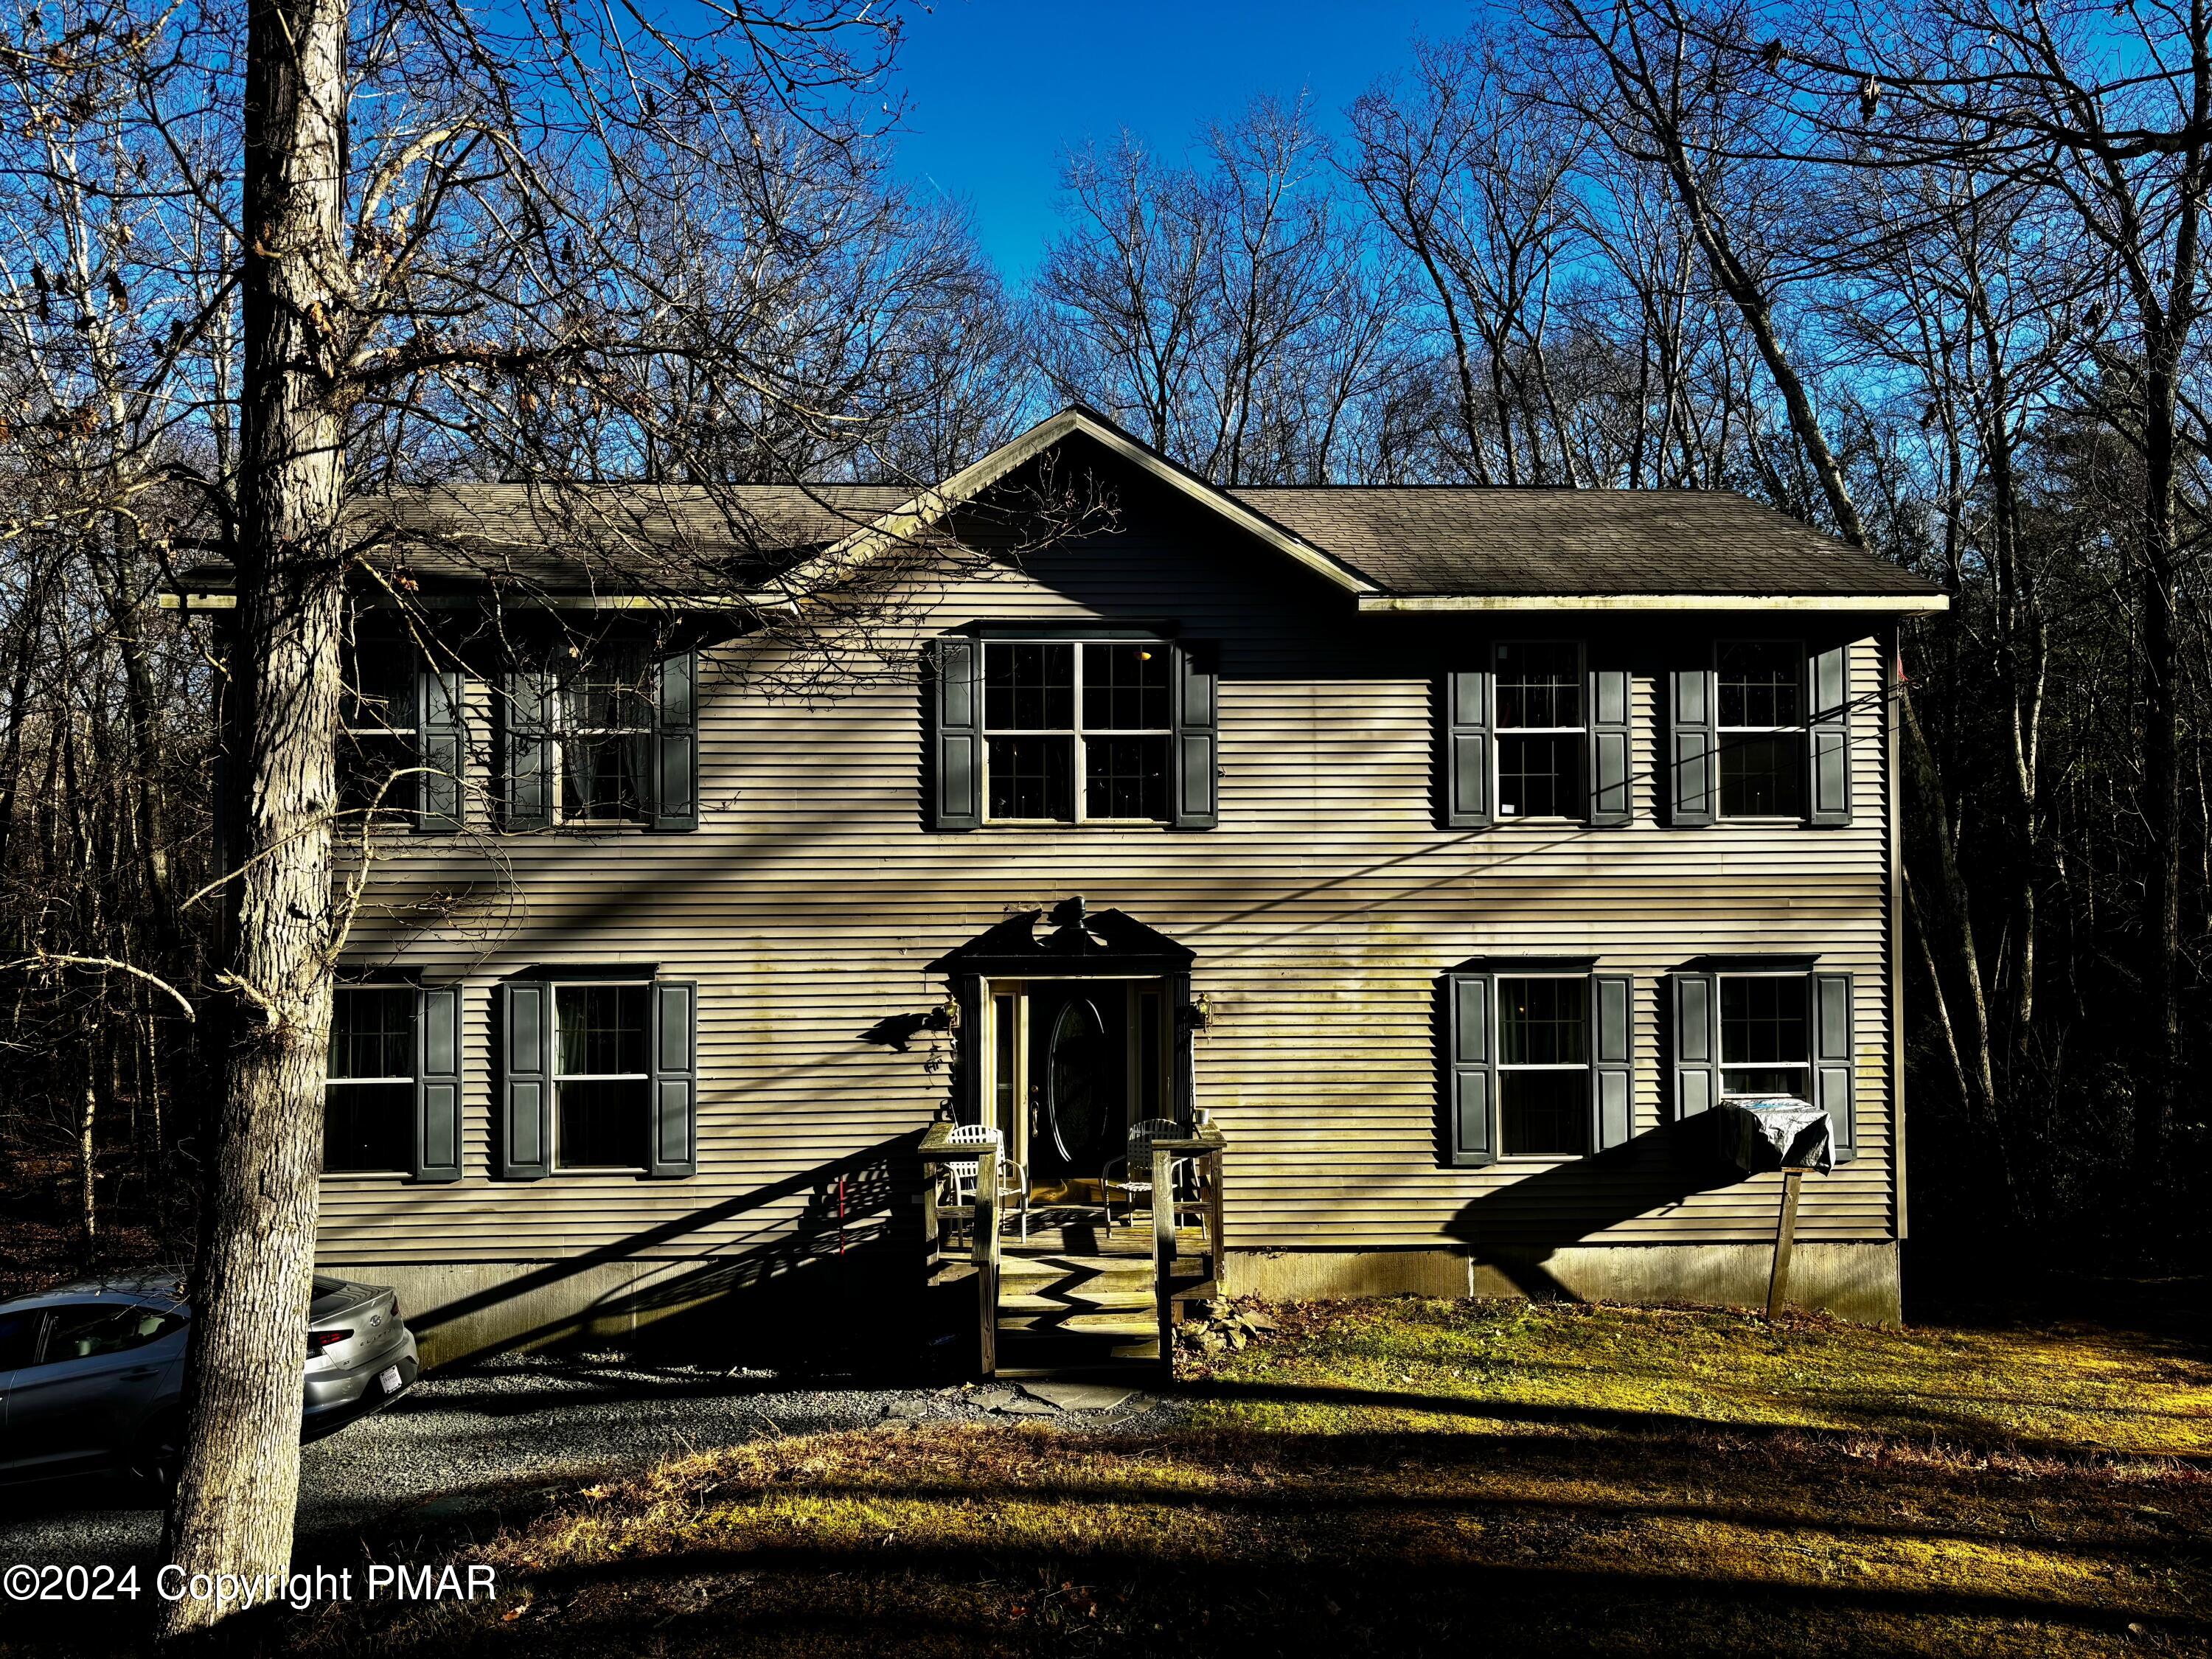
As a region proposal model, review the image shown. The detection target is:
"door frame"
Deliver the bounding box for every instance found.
[981,975,1171,1192]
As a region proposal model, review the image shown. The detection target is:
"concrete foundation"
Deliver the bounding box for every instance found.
[1222,1241,1902,1325]
[349,1237,1901,1371]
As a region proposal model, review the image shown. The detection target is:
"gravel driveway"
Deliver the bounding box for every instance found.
[0,1352,1170,1573]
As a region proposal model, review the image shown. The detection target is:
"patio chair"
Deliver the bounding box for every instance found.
[942,1121,1028,1241]
[1102,1117,1193,1229]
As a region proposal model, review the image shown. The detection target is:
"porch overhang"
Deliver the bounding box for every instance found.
[929,897,1194,981]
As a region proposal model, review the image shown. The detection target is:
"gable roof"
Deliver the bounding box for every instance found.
[170,406,1945,613]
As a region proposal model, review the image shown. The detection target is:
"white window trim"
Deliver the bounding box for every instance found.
[1714,637,1806,822]
[325,984,415,1177]
[1492,640,1586,822]
[551,978,654,1172]
[1717,969,1814,1102]
[981,638,1174,827]
[1495,972,1593,1161]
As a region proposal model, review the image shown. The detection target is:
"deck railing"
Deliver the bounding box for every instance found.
[917,1122,1001,1375]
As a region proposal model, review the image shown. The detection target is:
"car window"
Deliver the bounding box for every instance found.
[35,1303,186,1366]
[0,1309,41,1369]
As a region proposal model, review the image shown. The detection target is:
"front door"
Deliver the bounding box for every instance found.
[1028,984,1127,1187]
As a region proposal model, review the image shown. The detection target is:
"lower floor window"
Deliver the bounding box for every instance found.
[1498,976,1590,1156]
[555,983,650,1169]
[1720,975,1810,1099]
[327,987,414,1173]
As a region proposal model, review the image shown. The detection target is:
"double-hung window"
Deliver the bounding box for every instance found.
[339,650,418,821]
[1495,643,1585,819]
[553,983,652,1169]
[557,645,653,825]
[1497,976,1591,1155]
[1719,974,1811,1102]
[327,987,415,1174]
[1716,642,1804,818]
[982,640,1172,824]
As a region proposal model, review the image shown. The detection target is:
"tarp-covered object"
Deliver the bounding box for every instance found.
[1717,1099,1834,1175]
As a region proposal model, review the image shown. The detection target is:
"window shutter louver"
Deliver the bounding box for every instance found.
[1669,971,1719,1119]
[1172,641,1219,829]
[647,979,698,1179]
[417,666,463,832]
[1593,973,1635,1150]
[412,984,462,1183]
[496,979,550,1180]
[1587,665,1632,826]
[652,647,698,832]
[1807,644,1851,827]
[502,666,553,832]
[1668,668,1716,827]
[931,639,982,830]
[1443,669,1493,829]
[1813,971,1856,1162]
[1445,972,1498,1165]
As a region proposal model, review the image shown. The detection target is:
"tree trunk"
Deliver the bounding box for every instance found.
[156,0,350,1635]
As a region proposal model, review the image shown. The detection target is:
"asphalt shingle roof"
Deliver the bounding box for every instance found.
[178,475,1938,601]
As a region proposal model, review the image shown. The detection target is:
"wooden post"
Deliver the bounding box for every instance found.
[975,1146,999,1377]
[1153,1144,1176,1374]
[1206,1147,1225,1282]
[919,1157,941,1276]
[1766,1167,1804,1318]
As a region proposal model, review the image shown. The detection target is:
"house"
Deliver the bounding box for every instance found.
[178,407,1946,1371]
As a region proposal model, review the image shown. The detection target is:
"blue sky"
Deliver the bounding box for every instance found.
[890,1,1464,277]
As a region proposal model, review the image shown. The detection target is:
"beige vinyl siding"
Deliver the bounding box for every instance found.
[321,473,1899,1267]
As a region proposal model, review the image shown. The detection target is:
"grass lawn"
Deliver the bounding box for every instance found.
[305,1299,2211,1658]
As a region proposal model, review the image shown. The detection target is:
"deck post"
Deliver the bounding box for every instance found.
[1152,1144,1176,1374]
[975,1145,999,1377]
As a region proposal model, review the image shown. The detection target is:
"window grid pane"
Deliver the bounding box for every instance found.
[557,644,652,824]
[1495,643,1583,729]
[1498,734,1581,819]
[1498,978,1589,1066]
[557,984,650,1078]
[1080,642,1172,730]
[331,988,414,1080]
[987,734,1075,821]
[1721,977,1809,1099]
[1717,642,1801,729]
[1501,1071,1590,1157]
[984,641,1075,730]
[1084,734,1170,820]
[1498,978,1590,1155]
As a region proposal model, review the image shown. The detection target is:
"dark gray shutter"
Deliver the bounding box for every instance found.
[1668,667,1715,827]
[502,666,553,832]
[417,665,462,832]
[411,984,462,1183]
[1166,969,1197,1124]
[1592,973,1634,1150]
[932,638,982,830]
[1813,971,1855,1162]
[1807,644,1850,827]
[1444,669,1493,829]
[647,979,697,1179]
[1172,641,1219,829]
[652,647,698,832]
[496,979,550,1180]
[1445,971,1498,1166]
[1587,665,1632,826]
[1669,971,1719,1119]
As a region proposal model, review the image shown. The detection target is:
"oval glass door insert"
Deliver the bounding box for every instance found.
[1046,996,1109,1166]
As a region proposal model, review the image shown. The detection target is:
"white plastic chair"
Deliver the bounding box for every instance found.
[1102,1118,1192,1228]
[943,1122,1028,1240]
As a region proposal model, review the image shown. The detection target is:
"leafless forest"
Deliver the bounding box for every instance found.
[2,0,2206,1300]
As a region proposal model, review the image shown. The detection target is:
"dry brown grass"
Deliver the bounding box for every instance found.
[292,1298,2212,1659]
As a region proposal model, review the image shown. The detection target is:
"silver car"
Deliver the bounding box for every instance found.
[0,1273,419,1489]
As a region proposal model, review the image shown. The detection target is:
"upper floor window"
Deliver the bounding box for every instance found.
[983,640,1172,824]
[1716,641,1804,818]
[339,649,418,821]
[327,986,415,1174]
[1495,643,1585,820]
[557,645,653,826]
[1719,973,1810,1101]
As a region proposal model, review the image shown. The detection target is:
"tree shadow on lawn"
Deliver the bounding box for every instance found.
[324,1418,2212,1659]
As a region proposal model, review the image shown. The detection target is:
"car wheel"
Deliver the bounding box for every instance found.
[128,1413,184,1497]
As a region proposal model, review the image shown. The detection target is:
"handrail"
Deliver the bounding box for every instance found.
[917,1121,1002,1376]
